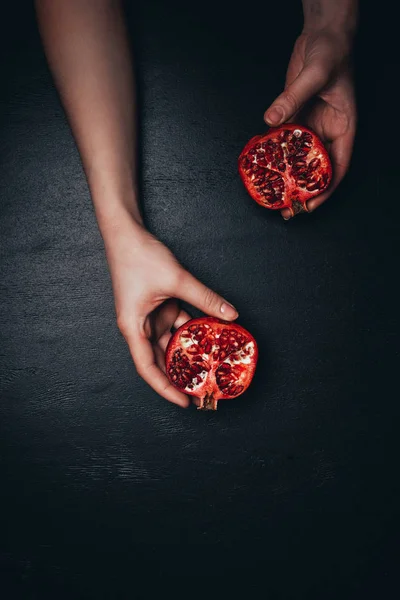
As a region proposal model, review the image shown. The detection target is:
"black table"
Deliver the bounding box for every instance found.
[1,1,398,594]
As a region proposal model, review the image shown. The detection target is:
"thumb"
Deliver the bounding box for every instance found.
[264,63,327,126]
[178,271,238,321]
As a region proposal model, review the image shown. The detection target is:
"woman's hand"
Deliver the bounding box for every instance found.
[264,29,357,218]
[35,1,238,408]
[103,217,238,407]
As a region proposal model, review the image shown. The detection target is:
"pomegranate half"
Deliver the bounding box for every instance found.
[239,124,332,216]
[166,317,258,410]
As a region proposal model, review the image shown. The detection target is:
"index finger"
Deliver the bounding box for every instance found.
[127,332,190,408]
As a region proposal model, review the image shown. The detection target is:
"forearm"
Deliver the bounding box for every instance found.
[302,0,358,36]
[35,0,142,233]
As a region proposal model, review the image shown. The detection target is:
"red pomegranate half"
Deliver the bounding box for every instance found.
[166,317,258,411]
[238,124,332,216]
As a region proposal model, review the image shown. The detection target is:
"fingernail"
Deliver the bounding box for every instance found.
[282,214,291,221]
[220,302,238,319]
[266,106,284,126]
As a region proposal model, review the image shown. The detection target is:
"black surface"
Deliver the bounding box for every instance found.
[0,0,398,595]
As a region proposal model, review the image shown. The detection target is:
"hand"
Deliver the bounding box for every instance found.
[103,218,238,408]
[264,30,357,219]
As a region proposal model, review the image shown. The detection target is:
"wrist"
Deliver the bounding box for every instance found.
[95,199,145,245]
[298,27,355,64]
[302,23,357,43]
[302,1,358,39]
[86,160,143,228]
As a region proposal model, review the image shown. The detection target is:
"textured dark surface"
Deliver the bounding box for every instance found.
[0,0,398,595]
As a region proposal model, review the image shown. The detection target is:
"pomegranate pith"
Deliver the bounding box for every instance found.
[165,317,258,411]
[238,124,332,216]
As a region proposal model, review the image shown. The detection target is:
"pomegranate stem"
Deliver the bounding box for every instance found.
[198,393,218,411]
[290,199,309,216]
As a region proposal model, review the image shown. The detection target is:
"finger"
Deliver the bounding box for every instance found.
[173,308,191,330]
[178,271,238,321]
[151,299,180,342]
[154,343,167,373]
[127,332,189,407]
[155,309,192,355]
[281,206,294,220]
[307,127,355,213]
[264,63,327,127]
[158,330,172,353]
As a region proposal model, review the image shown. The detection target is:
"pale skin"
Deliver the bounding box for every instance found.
[35,0,358,406]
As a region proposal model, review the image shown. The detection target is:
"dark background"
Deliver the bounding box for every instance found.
[0,0,398,595]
